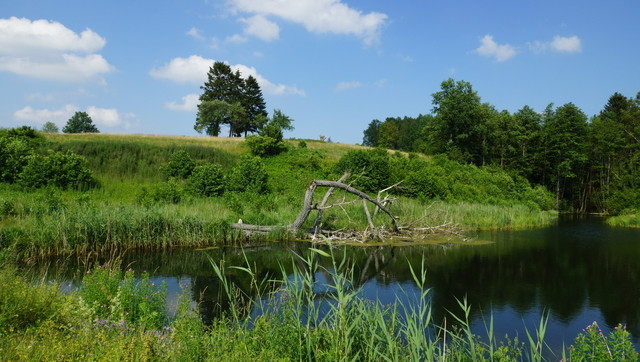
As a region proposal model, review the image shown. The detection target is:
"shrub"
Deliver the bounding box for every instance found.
[186,163,225,197]
[0,137,34,183]
[226,155,269,194]
[298,140,307,148]
[334,148,391,192]
[246,124,287,157]
[162,150,195,179]
[19,150,97,190]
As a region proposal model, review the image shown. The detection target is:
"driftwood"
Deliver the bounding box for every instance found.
[231,173,399,241]
[230,174,464,243]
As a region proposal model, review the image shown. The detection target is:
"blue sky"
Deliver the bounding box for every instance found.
[2,0,639,144]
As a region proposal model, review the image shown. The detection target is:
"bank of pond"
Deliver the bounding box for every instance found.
[1,216,639,360]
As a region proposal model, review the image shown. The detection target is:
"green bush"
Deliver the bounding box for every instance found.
[19,150,97,190]
[246,124,288,157]
[227,155,269,194]
[334,148,391,192]
[162,150,195,179]
[0,137,34,183]
[186,163,226,197]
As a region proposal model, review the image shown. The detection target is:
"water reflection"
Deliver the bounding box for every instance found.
[24,215,640,352]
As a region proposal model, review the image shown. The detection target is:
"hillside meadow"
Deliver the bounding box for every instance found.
[0,132,558,261]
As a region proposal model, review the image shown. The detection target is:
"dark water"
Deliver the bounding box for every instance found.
[30,215,640,356]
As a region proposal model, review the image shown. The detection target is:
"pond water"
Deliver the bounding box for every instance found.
[31,215,640,356]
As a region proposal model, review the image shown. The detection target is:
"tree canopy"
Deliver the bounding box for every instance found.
[63,112,99,133]
[196,62,267,137]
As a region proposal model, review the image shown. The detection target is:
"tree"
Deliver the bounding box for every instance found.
[378,119,400,149]
[270,109,294,131]
[63,112,99,133]
[41,122,59,133]
[540,103,589,210]
[198,62,267,137]
[242,75,268,135]
[362,119,381,147]
[429,78,486,165]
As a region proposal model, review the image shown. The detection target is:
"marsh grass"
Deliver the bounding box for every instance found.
[1,252,637,360]
[606,213,640,228]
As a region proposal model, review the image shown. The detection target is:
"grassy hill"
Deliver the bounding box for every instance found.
[0,132,557,260]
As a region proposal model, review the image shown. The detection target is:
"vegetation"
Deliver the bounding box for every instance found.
[362,79,640,215]
[63,111,99,133]
[0,251,636,361]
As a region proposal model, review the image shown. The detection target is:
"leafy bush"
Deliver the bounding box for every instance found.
[0,126,44,183]
[226,155,269,194]
[162,150,195,179]
[298,140,307,148]
[245,124,287,157]
[186,163,226,197]
[334,148,391,192]
[19,150,97,190]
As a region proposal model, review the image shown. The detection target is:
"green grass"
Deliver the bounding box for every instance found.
[606,213,640,228]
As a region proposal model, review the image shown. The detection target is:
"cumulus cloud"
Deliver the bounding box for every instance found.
[87,106,133,128]
[149,55,214,84]
[240,15,280,42]
[225,34,248,44]
[229,0,387,45]
[13,104,77,126]
[166,94,200,112]
[150,55,306,96]
[550,35,582,53]
[528,35,582,54]
[0,17,113,82]
[334,81,362,93]
[13,104,133,128]
[475,35,516,62]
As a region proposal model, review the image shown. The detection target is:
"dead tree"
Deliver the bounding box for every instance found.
[231,173,399,241]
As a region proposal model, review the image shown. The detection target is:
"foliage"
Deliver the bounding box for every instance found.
[186,163,226,197]
[41,121,59,133]
[162,149,195,179]
[334,148,391,192]
[0,267,73,333]
[568,322,638,361]
[63,111,99,133]
[198,61,267,137]
[226,155,269,193]
[19,150,97,190]
[0,126,45,183]
[80,263,167,329]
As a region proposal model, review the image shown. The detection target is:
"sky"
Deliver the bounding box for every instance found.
[2,0,639,145]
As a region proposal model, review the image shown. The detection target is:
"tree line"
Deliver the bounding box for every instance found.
[362,78,640,214]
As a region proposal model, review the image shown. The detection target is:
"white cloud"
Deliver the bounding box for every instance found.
[13,104,77,126]
[87,106,133,128]
[240,15,280,42]
[166,94,200,112]
[334,81,362,93]
[550,35,582,53]
[225,34,248,44]
[187,27,204,40]
[475,35,516,62]
[150,55,306,96]
[149,55,214,84]
[229,0,387,45]
[13,104,133,128]
[528,35,582,54]
[0,17,113,83]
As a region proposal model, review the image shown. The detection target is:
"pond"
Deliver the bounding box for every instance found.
[30,215,640,356]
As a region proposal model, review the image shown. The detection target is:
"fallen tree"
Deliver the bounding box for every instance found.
[231,173,462,242]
